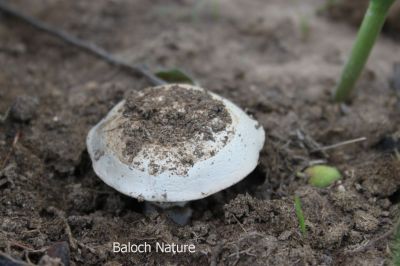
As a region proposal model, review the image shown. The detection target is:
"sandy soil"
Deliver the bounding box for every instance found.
[1,0,400,265]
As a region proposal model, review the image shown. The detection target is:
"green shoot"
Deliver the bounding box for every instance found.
[294,196,307,236]
[300,15,310,41]
[333,0,396,102]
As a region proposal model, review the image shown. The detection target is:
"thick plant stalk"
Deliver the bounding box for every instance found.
[333,0,396,102]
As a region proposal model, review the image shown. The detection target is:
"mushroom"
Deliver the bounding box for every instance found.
[86,84,265,224]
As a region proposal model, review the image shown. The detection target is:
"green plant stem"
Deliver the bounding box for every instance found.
[333,0,395,102]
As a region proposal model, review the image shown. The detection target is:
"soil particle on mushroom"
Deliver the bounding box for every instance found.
[122,85,232,156]
[106,85,233,175]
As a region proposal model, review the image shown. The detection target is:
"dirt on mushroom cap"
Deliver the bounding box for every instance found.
[104,85,233,175]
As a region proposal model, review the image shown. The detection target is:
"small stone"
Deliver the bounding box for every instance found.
[337,184,346,192]
[10,95,39,122]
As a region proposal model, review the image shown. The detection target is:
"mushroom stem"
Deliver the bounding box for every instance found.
[152,201,189,209]
[144,202,192,225]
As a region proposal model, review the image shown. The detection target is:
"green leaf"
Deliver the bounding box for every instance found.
[294,196,306,236]
[306,165,341,188]
[155,68,196,85]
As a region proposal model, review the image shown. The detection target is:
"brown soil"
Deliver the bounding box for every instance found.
[323,0,400,38]
[1,0,400,265]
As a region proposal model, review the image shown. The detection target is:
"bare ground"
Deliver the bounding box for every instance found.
[1,0,400,265]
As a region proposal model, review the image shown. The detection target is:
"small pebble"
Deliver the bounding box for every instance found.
[337,184,346,192]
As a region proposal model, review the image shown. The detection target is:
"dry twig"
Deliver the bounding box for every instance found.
[231,214,247,233]
[311,137,367,152]
[1,130,21,170]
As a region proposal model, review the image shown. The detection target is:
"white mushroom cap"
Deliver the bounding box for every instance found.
[86,84,265,203]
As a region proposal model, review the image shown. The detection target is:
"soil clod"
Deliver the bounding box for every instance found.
[9,95,39,123]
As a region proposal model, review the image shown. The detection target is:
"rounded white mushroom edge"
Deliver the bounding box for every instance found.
[86,84,265,204]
